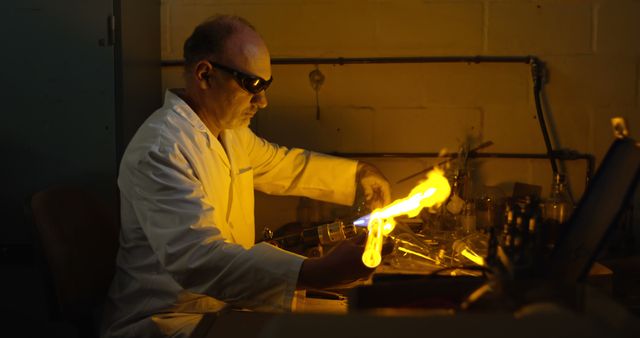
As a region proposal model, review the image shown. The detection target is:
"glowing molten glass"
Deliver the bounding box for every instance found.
[362,169,451,268]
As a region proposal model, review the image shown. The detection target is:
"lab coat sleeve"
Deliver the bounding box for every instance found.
[236,128,358,206]
[118,142,304,311]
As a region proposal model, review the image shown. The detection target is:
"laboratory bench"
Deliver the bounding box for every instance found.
[191,259,640,338]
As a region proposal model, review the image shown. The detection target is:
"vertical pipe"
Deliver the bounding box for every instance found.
[531,58,559,174]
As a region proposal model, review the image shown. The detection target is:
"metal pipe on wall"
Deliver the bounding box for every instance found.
[162,55,567,181]
[331,151,595,189]
[161,55,536,67]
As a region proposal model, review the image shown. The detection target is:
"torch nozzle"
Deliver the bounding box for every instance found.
[353,214,371,227]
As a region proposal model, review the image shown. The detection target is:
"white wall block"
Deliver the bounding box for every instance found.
[596,0,640,54]
[540,103,593,153]
[543,55,637,108]
[481,103,548,153]
[263,63,531,110]
[322,106,377,152]
[488,1,593,55]
[252,104,338,152]
[372,106,484,153]
[263,65,319,108]
[319,63,428,108]
[374,1,484,54]
[167,3,285,59]
[417,63,530,106]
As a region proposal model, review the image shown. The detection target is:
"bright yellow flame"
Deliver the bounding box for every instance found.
[362,218,384,268]
[382,221,394,236]
[362,169,451,268]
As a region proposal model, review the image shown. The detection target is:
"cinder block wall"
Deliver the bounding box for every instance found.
[160,0,640,231]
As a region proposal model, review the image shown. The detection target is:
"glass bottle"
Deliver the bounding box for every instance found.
[459,201,477,235]
[543,173,574,247]
[446,172,465,215]
[475,185,506,232]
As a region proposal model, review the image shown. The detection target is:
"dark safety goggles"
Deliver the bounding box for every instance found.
[209,61,273,94]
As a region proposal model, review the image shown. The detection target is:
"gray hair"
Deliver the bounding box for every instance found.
[183,15,257,70]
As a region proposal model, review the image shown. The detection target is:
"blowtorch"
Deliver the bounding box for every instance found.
[263,218,367,250]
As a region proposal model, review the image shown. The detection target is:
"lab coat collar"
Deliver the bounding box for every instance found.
[164,89,209,134]
[164,89,230,168]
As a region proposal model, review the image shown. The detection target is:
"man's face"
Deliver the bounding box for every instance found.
[203,28,271,131]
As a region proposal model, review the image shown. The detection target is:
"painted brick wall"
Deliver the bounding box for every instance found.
[160,0,640,230]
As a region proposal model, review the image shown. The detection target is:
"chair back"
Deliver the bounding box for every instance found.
[29,184,119,335]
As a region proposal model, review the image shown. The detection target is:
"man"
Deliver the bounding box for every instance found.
[101,15,391,338]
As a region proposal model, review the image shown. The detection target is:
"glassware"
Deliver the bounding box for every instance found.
[543,173,574,247]
[475,185,506,232]
[458,201,477,236]
[387,223,449,272]
[452,232,488,267]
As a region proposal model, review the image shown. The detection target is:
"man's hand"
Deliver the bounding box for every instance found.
[297,232,395,290]
[356,162,391,210]
[297,232,374,289]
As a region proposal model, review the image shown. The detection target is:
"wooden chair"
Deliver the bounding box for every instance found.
[27,184,119,338]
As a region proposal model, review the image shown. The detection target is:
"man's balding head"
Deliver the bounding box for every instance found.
[183,15,257,71]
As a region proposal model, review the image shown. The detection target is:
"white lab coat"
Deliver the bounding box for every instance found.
[101,90,358,338]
